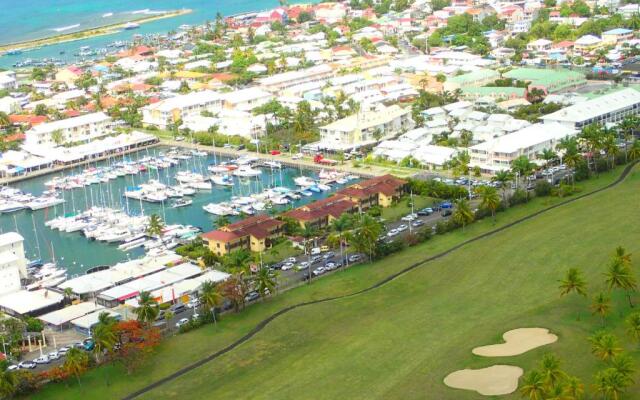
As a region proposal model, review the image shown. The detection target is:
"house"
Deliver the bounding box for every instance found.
[574,35,603,53]
[282,195,357,229]
[0,232,27,296]
[258,64,333,93]
[141,90,224,129]
[527,39,552,52]
[336,174,407,209]
[25,112,112,147]
[601,28,634,45]
[54,66,83,86]
[0,71,17,90]
[221,88,274,112]
[318,104,414,151]
[0,97,20,114]
[201,215,285,256]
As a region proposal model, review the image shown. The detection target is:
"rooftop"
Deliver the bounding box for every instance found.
[541,88,640,124]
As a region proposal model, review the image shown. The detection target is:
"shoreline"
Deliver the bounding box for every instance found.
[0,9,193,53]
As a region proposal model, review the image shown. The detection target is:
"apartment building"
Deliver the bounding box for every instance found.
[25,112,113,147]
[141,90,224,129]
[201,215,285,256]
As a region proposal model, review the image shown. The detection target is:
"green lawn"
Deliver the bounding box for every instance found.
[31,165,640,400]
[381,195,438,222]
[261,240,300,265]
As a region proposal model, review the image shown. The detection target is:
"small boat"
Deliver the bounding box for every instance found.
[172,198,192,208]
[263,161,282,169]
[294,176,316,187]
[124,22,140,30]
[232,165,262,177]
[211,175,234,186]
[300,190,313,197]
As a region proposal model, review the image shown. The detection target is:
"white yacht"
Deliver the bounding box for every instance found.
[233,165,262,177]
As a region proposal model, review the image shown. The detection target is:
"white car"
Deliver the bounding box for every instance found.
[387,229,399,237]
[18,361,36,369]
[175,136,185,142]
[187,299,200,309]
[7,365,18,371]
[281,262,294,271]
[286,257,296,263]
[58,346,70,355]
[292,153,304,160]
[397,224,408,232]
[312,267,326,276]
[48,351,61,360]
[176,318,190,328]
[401,214,417,222]
[34,356,50,365]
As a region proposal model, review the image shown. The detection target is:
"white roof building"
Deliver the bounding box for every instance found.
[0,232,27,296]
[142,90,224,129]
[0,289,64,316]
[72,309,121,334]
[25,112,112,147]
[39,302,104,328]
[0,71,17,90]
[221,88,274,112]
[258,64,333,93]
[540,88,640,129]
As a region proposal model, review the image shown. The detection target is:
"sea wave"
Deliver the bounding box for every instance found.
[102,12,114,18]
[130,9,166,15]
[51,24,81,32]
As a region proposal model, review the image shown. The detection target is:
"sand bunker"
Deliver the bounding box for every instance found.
[444,365,523,396]
[472,328,558,357]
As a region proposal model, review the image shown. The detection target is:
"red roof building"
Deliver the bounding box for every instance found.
[201,215,285,256]
[283,195,357,229]
[336,174,407,210]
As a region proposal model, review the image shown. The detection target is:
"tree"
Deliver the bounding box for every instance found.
[563,376,584,400]
[617,115,638,162]
[452,198,474,231]
[216,215,230,228]
[0,365,18,399]
[51,129,64,146]
[330,214,353,267]
[491,170,513,205]
[591,292,611,326]
[559,268,587,298]
[629,140,640,161]
[0,112,10,129]
[114,320,161,375]
[539,353,567,388]
[539,148,558,166]
[254,266,277,299]
[520,369,545,400]
[610,354,635,381]
[626,312,640,348]
[64,347,89,385]
[133,291,159,326]
[476,185,500,222]
[604,258,637,308]
[92,311,117,363]
[511,155,535,189]
[146,214,165,239]
[593,368,631,399]
[199,280,223,321]
[589,331,622,361]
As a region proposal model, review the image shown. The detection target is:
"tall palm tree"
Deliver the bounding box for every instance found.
[520,369,546,400]
[593,368,631,400]
[563,375,584,400]
[616,115,638,162]
[589,331,623,361]
[625,312,640,348]
[613,246,632,269]
[330,214,352,266]
[491,170,513,205]
[476,185,500,222]
[452,198,474,231]
[559,268,587,297]
[604,259,637,308]
[64,347,90,385]
[0,367,18,399]
[92,314,117,363]
[591,292,611,326]
[601,132,619,169]
[133,291,159,326]
[610,354,635,382]
[216,215,230,228]
[628,140,640,161]
[254,266,277,299]
[539,353,567,388]
[356,214,383,261]
[146,214,165,239]
[0,112,10,129]
[579,123,604,172]
[199,280,223,322]
[511,155,535,191]
[539,148,558,167]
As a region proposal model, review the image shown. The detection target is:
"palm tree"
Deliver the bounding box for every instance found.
[610,354,635,381]
[92,313,117,363]
[0,367,18,399]
[604,259,637,308]
[64,347,89,385]
[51,129,64,146]
[601,132,619,169]
[520,369,546,400]
[579,123,604,172]
[539,353,567,388]
[452,198,474,231]
[491,170,513,205]
[539,148,558,167]
[559,268,587,297]
[563,376,584,400]
[593,368,631,400]
[146,213,165,239]
[625,312,640,348]
[133,291,159,326]
[216,215,231,228]
[613,246,632,269]
[356,214,383,261]
[330,214,352,266]
[254,266,277,299]
[476,185,500,222]
[199,280,223,322]
[628,140,640,161]
[511,155,535,190]
[0,112,10,129]
[617,115,638,162]
[589,331,623,361]
[591,292,611,326]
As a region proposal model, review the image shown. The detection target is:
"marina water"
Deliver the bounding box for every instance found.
[0,146,353,277]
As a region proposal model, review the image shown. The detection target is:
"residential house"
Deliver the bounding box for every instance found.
[601,28,634,45]
[25,112,112,147]
[282,195,357,229]
[0,71,17,90]
[336,174,407,209]
[141,90,224,129]
[201,215,285,256]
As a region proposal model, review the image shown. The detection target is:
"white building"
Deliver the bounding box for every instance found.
[25,112,113,147]
[0,71,17,90]
[142,90,224,129]
[0,232,27,296]
[258,64,334,93]
[318,104,414,151]
[221,88,274,112]
[0,96,21,114]
[540,88,640,130]
[470,123,576,173]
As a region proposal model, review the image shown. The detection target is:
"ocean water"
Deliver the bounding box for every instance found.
[0,0,286,68]
[0,146,353,276]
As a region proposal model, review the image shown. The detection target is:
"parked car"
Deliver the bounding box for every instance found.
[312,267,326,276]
[441,209,452,217]
[286,257,296,263]
[175,136,185,142]
[171,304,186,314]
[323,251,335,259]
[397,224,408,232]
[417,207,433,216]
[401,213,417,221]
[311,255,323,264]
[58,346,70,355]
[325,262,336,270]
[48,351,61,360]
[187,299,200,309]
[18,361,36,369]
[175,318,190,328]
[244,291,259,302]
[7,365,18,371]
[310,247,321,255]
[320,245,329,252]
[34,356,50,365]
[387,228,399,237]
[411,220,424,227]
[348,254,362,263]
[281,262,294,271]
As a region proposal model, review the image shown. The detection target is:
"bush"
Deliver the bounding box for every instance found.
[24,317,43,332]
[375,240,405,258]
[510,189,529,205]
[534,180,553,197]
[435,220,454,234]
[552,183,581,198]
[574,159,590,181]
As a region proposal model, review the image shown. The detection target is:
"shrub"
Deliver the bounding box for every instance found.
[534,180,553,197]
[510,188,529,205]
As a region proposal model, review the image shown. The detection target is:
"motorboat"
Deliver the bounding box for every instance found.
[232,165,262,177]
[211,175,234,186]
[263,161,282,169]
[26,196,65,210]
[203,203,236,216]
[172,198,192,208]
[294,176,316,187]
[0,201,26,213]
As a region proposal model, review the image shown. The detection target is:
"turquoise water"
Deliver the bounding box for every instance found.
[0,0,287,68]
[0,146,351,276]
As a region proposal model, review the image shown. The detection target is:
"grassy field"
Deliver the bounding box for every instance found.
[31,165,640,400]
[381,195,438,222]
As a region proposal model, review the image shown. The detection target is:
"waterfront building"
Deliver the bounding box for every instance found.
[540,88,640,130]
[318,104,414,151]
[25,112,113,147]
[39,302,105,331]
[0,232,27,297]
[72,309,122,335]
[574,35,604,53]
[283,195,358,230]
[141,90,224,129]
[601,28,634,45]
[201,215,285,257]
[336,174,407,210]
[469,123,576,174]
[0,289,64,317]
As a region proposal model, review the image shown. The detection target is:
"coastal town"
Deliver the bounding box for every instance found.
[0,0,639,398]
